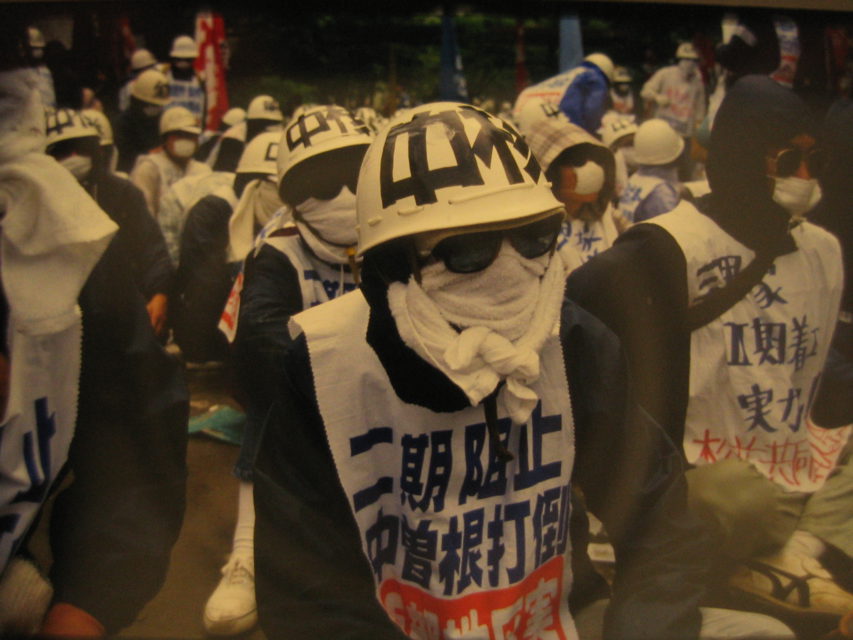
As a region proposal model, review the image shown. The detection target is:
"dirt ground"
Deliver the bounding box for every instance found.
[117,366,265,640]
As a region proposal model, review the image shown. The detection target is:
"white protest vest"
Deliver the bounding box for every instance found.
[167,74,205,123]
[292,291,578,640]
[513,67,586,121]
[0,311,82,573]
[136,151,210,215]
[218,221,355,343]
[556,207,619,274]
[619,174,667,224]
[650,202,846,492]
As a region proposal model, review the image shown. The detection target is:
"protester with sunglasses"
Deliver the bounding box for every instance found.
[252,102,792,639]
[569,75,850,631]
[201,105,372,636]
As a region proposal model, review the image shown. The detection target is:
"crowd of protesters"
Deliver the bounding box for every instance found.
[0,10,851,640]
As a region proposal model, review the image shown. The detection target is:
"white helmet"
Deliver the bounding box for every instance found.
[599,116,638,149]
[612,66,631,84]
[515,96,566,137]
[131,69,170,106]
[82,108,113,146]
[288,103,317,125]
[633,118,684,165]
[584,53,614,82]
[277,105,373,189]
[28,26,46,49]
[236,130,279,175]
[44,108,99,147]
[222,107,246,128]
[355,106,381,132]
[160,106,201,136]
[356,102,562,256]
[170,35,197,59]
[676,42,699,60]
[130,48,157,72]
[247,95,284,122]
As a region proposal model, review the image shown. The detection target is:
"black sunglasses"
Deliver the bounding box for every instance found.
[419,213,565,274]
[280,145,366,206]
[771,147,825,178]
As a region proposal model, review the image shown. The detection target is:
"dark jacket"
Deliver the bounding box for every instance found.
[172,193,236,363]
[90,171,174,300]
[115,104,160,173]
[46,227,188,633]
[254,260,709,640]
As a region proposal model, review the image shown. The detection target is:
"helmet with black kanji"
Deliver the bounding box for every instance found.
[276,104,373,207]
[355,102,563,257]
[44,107,100,149]
[132,69,170,106]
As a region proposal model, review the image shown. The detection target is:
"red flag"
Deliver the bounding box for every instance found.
[515,21,529,95]
[194,11,229,131]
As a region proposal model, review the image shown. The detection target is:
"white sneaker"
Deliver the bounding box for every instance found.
[203,553,257,636]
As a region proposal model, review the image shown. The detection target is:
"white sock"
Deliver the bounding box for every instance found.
[232,481,255,559]
[784,529,826,559]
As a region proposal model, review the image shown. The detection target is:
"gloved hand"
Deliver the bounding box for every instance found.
[40,602,105,638]
[654,93,670,107]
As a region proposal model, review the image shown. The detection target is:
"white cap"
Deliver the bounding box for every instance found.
[236,130,279,175]
[277,105,373,190]
[130,48,157,72]
[131,69,170,106]
[45,108,99,147]
[82,108,113,146]
[599,115,638,149]
[584,53,615,82]
[247,95,284,122]
[612,66,631,83]
[170,35,197,59]
[160,106,201,136]
[356,102,562,255]
[222,107,246,128]
[633,118,684,165]
[676,42,700,60]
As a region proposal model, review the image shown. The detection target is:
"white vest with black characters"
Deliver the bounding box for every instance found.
[167,72,205,125]
[291,291,579,640]
[650,201,846,492]
[218,215,356,343]
[619,173,667,223]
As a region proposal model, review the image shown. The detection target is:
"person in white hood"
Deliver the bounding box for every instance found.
[0,29,187,637]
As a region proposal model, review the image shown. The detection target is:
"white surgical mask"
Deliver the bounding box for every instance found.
[171,138,197,159]
[295,186,358,246]
[59,155,92,181]
[143,104,162,118]
[772,176,821,219]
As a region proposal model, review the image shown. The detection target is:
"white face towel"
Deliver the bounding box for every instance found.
[387,244,567,425]
[227,177,281,262]
[293,186,359,265]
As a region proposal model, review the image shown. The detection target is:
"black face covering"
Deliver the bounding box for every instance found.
[170,59,194,81]
[703,75,814,257]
